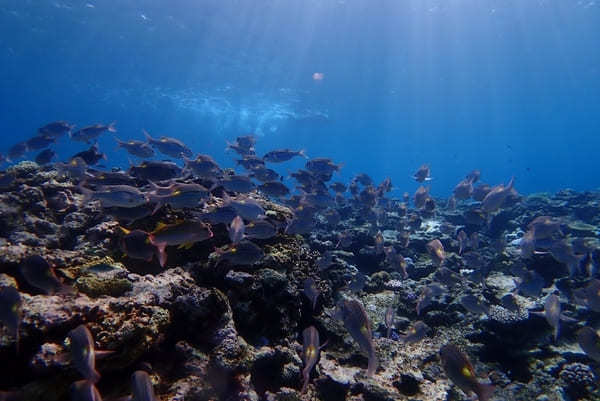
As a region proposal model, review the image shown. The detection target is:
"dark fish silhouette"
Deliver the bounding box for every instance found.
[228,216,245,244]
[107,205,153,224]
[68,325,101,383]
[56,157,89,180]
[426,239,445,266]
[481,177,514,213]
[374,231,384,255]
[413,164,431,182]
[34,148,56,165]
[38,120,74,137]
[399,321,429,343]
[149,221,213,267]
[202,205,238,225]
[6,142,28,162]
[218,175,256,193]
[25,135,56,150]
[335,299,377,377]
[530,294,576,341]
[250,166,280,182]
[146,181,210,214]
[71,122,116,143]
[119,228,156,262]
[459,295,490,316]
[527,216,563,240]
[263,149,307,163]
[214,240,264,266]
[244,220,277,239]
[116,138,155,158]
[301,326,322,393]
[576,327,600,363]
[573,279,600,312]
[79,184,146,209]
[258,181,290,198]
[184,154,222,179]
[72,143,107,166]
[131,370,158,401]
[225,196,265,221]
[453,178,473,200]
[21,255,72,295]
[236,155,265,170]
[129,160,182,181]
[440,344,495,401]
[384,306,394,338]
[144,130,192,158]
[413,186,430,209]
[416,284,444,315]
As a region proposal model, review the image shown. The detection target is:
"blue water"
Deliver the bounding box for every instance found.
[1,0,599,197]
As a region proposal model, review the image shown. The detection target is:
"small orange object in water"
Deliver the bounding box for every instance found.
[312,72,324,81]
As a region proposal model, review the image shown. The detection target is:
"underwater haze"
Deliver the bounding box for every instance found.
[1,0,599,195]
[5,2,600,401]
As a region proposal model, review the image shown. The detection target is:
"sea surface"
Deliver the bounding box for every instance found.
[1,0,599,195]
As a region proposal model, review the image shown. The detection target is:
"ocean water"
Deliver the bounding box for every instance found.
[1,0,599,195]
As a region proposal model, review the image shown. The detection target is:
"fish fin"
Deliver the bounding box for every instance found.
[118,226,131,235]
[90,368,102,384]
[299,149,309,159]
[475,383,495,401]
[301,368,310,393]
[154,243,167,267]
[506,176,515,191]
[154,222,168,232]
[178,242,195,250]
[529,311,545,318]
[143,129,153,142]
[559,313,578,323]
[151,201,163,216]
[95,350,116,359]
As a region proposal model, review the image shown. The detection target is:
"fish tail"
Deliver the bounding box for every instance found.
[301,369,310,393]
[386,327,391,339]
[506,176,515,190]
[475,383,495,401]
[367,350,378,377]
[107,121,117,133]
[90,368,102,384]
[157,246,167,267]
[149,236,167,267]
[299,149,309,159]
[151,201,163,216]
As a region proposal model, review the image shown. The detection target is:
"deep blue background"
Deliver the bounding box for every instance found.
[1,0,599,197]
